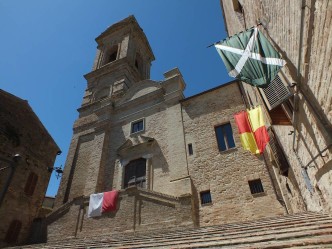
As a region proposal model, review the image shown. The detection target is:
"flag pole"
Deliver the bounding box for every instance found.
[207,23,262,48]
[206,42,219,48]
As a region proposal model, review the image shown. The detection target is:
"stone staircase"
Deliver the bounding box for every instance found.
[15,212,332,248]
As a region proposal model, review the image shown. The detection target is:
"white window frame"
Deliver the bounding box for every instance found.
[130,118,145,135]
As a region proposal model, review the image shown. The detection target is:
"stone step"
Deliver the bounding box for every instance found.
[124,217,332,242]
[74,213,331,245]
[42,212,326,246]
[11,212,332,249]
[29,218,332,249]
[80,221,332,248]
[77,226,332,249]
[176,236,332,249]
[38,220,330,249]
[78,217,332,247]
[95,213,332,241]
[61,228,330,248]
[288,244,332,249]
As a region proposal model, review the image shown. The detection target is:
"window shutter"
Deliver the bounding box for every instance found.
[268,129,290,176]
[5,220,22,243]
[124,158,146,188]
[260,74,293,110]
[24,172,38,196]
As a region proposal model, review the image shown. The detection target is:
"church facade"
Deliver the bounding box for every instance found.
[47,16,286,240]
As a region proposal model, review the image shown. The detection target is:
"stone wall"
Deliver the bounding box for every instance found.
[109,90,189,197]
[0,90,59,247]
[55,68,191,209]
[182,82,286,226]
[47,187,194,241]
[220,0,332,213]
[51,15,296,242]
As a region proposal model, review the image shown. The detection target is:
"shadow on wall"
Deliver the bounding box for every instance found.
[267,22,332,148]
[152,140,170,173]
[190,178,200,228]
[104,126,126,191]
[295,106,329,169]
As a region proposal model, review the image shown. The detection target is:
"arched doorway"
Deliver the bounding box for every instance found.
[124,158,146,188]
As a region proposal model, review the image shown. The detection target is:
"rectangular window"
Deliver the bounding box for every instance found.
[248,179,264,194]
[269,104,291,125]
[24,172,38,196]
[131,119,144,134]
[188,144,193,155]
[200,190,212,205]
[215,123,235,151]
[5,220,22,243]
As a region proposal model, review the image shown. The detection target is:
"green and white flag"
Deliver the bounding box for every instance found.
[215,27,286,88]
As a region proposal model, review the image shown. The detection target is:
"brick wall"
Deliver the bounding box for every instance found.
[0,90,59,247]
[182,82,286,226]
[47,187,194,241]
[220,0,332,213]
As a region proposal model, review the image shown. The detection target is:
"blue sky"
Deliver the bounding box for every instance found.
[0,0,231,197]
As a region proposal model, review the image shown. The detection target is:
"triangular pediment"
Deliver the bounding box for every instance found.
[117,139,133,151]
[117,135,155,154]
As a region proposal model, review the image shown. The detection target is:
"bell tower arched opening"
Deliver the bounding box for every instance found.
[103,44,118,65]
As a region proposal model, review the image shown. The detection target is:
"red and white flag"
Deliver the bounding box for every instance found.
[88,190,119,218]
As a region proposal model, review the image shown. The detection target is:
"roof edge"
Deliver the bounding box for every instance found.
[95,15,155,61]
[0,89,60,153]
[181,80,239,102]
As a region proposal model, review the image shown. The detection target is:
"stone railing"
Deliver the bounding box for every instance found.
[46,187,194,241]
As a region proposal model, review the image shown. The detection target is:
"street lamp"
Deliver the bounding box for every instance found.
[48,165,63,179]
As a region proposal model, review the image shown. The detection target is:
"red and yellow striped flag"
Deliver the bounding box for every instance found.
[234,111,260,154]
[248,106,270,154]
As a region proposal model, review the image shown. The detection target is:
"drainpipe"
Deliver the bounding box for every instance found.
[180,103,190,176]
[0,154,22,207]
[292,0,307,153]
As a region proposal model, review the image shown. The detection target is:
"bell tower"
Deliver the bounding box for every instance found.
[83,15,155,104]
[54,16,155,207]
[92,15,154,74]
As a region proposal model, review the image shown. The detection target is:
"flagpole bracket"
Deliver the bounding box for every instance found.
[256,17,269,30]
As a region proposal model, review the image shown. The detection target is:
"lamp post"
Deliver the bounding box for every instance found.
[0,154,21,207]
